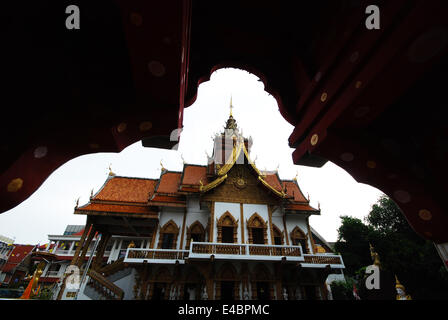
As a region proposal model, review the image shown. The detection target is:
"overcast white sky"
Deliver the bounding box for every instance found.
[0,68,384,245]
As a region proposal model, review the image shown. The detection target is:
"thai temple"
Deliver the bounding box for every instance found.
[52,102,345,300]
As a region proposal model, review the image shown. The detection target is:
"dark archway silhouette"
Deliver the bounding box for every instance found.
[1,1,448,247]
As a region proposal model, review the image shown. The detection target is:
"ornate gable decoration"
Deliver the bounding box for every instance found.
[200,137,287,202]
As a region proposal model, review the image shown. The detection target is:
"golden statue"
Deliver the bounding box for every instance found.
[20,261,46,299]
[369,243,381,268]
[395,276,412,300]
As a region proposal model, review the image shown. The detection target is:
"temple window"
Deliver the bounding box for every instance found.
[217,211,238,243]
[290,227,309,253]
[273,225,283,245]
[247,213,268,245]
[161,233,174,249]
[157,220,179,249]
[222,227,234,243]
[185,221,206,249]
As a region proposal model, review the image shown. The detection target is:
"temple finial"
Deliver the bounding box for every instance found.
[224,95,238,130]
[160,160,166,172]
[230,95,233,117]
[108,164,115,176]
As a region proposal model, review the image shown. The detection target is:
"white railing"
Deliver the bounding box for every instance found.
[124,248,189,264]
[54,249,71,255]
[53,250,111,257]
[188,241,304,261]
[302,254,345,268]
[121,242,344,267]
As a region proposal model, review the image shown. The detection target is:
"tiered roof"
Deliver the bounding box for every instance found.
[75,103,319,216]
[75,176,159,218]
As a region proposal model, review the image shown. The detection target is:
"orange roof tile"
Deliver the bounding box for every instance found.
[263,173,283,192]
[284,203,318,212]
[94,177,157,203]
[155,171,182,194]
[181,165,208,186]
[76,202,157,216]
[282,180,308,202]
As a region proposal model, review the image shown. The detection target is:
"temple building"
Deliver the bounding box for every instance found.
[57,104,345,300]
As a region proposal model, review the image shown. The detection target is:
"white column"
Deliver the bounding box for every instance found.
[53,241,60,253]
[68,241,75,255]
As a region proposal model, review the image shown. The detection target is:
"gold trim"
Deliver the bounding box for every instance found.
[179,208,187,250]
[210,202,215,242]
[268,205,274,244]
[258,176,286,198]
[201,138,286,199]
[217,140,244,176]
[240,203,245,244]
[283,214,290,245]
[200,174,228,192]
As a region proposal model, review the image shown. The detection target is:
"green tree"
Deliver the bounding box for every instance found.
[334,196,448,300]
[333,216,374,275]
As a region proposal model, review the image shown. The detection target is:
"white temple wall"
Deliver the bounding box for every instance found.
[182,195,210,248]
[285,215,313,253]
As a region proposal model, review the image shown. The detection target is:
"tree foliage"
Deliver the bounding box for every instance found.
[334,195,448,300]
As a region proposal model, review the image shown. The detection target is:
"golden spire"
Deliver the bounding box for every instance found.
[224,95,237,130]
[230,95,233,117]
[160,160,166,171]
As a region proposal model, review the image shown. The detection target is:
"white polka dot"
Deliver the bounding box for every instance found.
[408,28,448,63]
[340,152,354,162]
[34,146,48,158]
[394,190,411,204]
[350,51,359,63]
[148,61,166,77]
[354,106,370,118]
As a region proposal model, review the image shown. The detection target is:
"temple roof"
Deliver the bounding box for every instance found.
[75,202,157,217]
[92,176,158,203]
[181,164,208,186]
[154,171,182,194]
[2,244,35,273]
[74,111,319,215]
[282,180,309,203]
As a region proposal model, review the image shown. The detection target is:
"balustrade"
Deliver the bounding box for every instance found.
[122,242,343,267]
